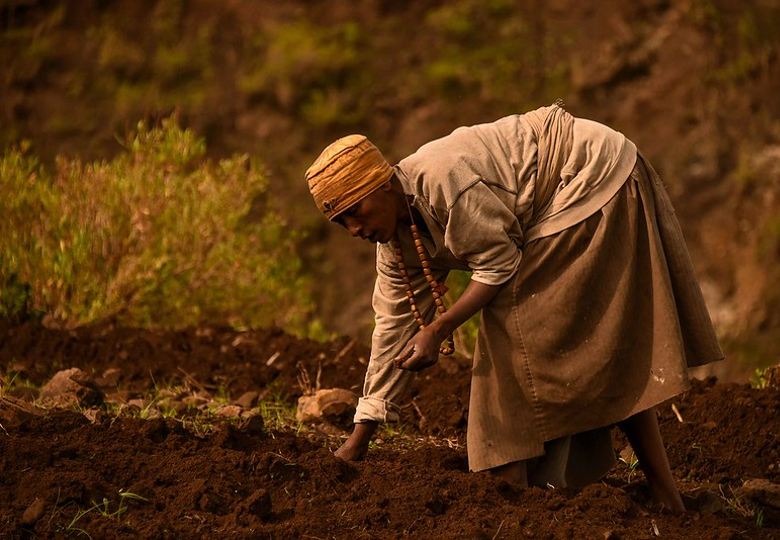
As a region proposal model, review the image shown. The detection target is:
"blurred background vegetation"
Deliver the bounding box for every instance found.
[1,0,779,379]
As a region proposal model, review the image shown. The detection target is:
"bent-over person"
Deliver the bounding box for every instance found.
[304,103,724,512]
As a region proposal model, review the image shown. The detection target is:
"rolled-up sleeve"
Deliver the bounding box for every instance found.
[354,243,446,423]
[444,182,523,286]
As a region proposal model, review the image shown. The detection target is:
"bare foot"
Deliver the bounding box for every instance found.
[649,484,686,514]
[489,461,528,486]
[334,441,367,461]
[333,421,377,461]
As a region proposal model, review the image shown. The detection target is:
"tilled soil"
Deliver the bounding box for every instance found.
[1,322,778,539]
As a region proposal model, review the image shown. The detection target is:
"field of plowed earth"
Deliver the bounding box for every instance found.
[1,323,779,539]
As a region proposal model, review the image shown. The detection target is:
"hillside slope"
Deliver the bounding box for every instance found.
[2,0,779,376]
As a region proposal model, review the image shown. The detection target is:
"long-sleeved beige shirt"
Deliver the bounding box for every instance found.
[354,108,637,423]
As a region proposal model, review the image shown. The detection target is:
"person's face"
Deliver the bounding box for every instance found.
[333,183,398,244]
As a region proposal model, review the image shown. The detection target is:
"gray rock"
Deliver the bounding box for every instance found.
[297,388,358,429]
[39,368,103,408]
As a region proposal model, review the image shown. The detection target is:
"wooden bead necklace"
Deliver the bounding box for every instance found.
[392,203,455,356]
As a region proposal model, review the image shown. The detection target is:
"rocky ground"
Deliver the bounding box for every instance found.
[1,322,779,538]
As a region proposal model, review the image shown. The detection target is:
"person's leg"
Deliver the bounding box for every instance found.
[489,460,529,486]
[618,407,686,512]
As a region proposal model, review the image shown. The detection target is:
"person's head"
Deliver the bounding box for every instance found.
[305,135,403,244]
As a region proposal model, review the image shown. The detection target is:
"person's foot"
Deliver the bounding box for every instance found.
[649,483,686,514]
[334,440,368,461]
[489,461,528,486]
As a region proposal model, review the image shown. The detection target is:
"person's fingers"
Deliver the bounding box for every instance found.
[393,344,416,368]
[400,347,429,371]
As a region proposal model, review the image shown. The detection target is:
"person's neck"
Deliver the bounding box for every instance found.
[391,175,430,234]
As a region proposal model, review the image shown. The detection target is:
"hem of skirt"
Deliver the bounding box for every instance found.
[686,353,726,369]
[469,376,694,472]
[542,379,692,445]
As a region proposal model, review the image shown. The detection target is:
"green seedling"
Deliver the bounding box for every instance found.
[619,452,641,483]
[750,367,771,389]
[64,490,149,538]
[378,421,411,440]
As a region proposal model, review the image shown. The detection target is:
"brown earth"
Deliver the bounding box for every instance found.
[1,323,779,538]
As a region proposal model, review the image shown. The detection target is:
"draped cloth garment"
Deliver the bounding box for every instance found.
[353,106,724,484]
[466,154,723,478]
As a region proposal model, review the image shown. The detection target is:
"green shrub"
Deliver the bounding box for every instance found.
[0,118,313,332]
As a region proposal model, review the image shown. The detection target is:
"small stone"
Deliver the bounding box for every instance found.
[768,464,775,471]
[39,368,103,408]
[21,498,46,525]
[702,421,717,430]
[214,405,243,418]
[234,391,259,409]
[296,388,358,429]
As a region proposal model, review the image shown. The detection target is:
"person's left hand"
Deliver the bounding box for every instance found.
[393,328,440,371]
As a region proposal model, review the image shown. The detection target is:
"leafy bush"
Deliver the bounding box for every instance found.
[0,119,313,331]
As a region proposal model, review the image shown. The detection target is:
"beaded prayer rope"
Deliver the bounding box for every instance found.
[392,224,455,356]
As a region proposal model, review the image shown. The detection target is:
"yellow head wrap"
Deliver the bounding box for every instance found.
[305,134,394,220]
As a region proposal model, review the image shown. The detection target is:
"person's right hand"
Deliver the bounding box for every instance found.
[334,421,378,461]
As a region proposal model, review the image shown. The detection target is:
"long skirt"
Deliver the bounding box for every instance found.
[467,154,724,485]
